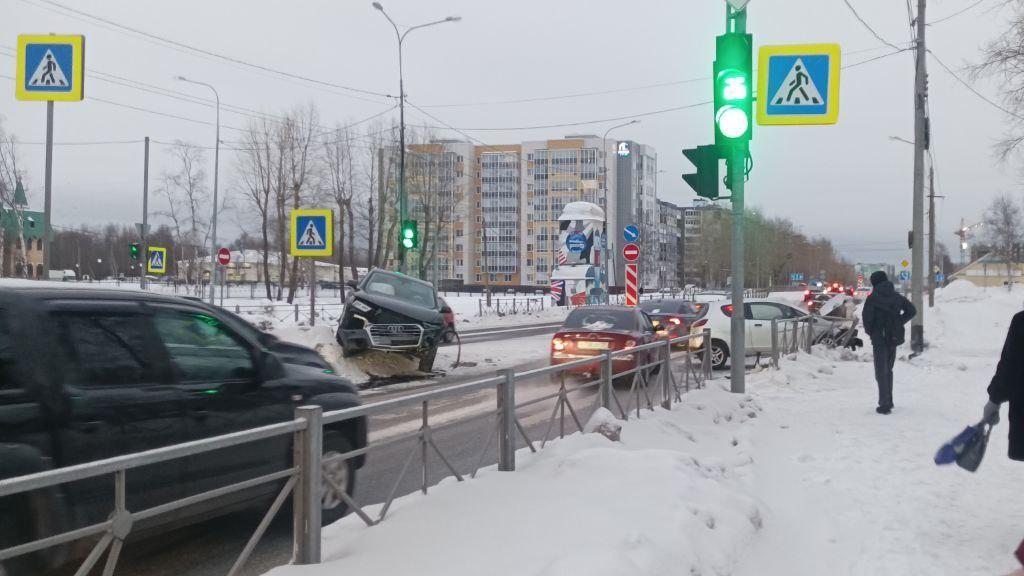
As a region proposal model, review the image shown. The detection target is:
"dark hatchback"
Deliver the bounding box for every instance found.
[0,286,366,573]
[638,299,706,343]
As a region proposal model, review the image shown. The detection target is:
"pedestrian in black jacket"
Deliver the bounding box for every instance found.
[982,311,1024,460]
[862,271,917,414]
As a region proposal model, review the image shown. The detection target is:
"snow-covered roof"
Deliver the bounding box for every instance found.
[558,201,604,222]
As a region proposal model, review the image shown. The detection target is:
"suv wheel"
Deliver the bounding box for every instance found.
[710,339,729,370]
[320,434,356,526]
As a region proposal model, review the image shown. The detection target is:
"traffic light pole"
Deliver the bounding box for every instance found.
[141,136,149,290]
[729,149,746,394]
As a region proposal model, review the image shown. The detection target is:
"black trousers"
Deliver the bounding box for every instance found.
[873,344,898,409]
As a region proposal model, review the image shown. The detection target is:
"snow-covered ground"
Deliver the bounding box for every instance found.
[262,280,1024,576]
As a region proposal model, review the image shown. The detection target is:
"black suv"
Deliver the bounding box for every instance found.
[0,286,367,572]
[336,269,444,372]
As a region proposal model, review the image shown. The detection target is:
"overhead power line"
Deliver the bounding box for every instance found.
[19,0,393,102]
[929,0,990,25]
[927,50,1024,120]
[842,0,906,51]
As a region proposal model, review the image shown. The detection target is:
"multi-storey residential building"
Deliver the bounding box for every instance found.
[681,198,729,288]
[521,135,616,286]
[656,199,683,289]
[384,136,675,290]
[613,141,659,288]
[474,145,522,285]
[401,140,474,284]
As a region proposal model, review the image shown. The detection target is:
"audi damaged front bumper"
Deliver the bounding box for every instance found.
[338,314,442,354]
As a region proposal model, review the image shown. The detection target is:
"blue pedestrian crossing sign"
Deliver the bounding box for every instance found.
[757,44,840,126]
[16,34,85,102]
[290,209,333,257]
[623,224,640,243]
[147,246,168,275]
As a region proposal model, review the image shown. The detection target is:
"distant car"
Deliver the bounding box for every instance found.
[336,268,444,372]
[689,299,826,370]
[550,306,664,384]
[437,297,457,343]
[802,284,824,303]
[638,299,707,344]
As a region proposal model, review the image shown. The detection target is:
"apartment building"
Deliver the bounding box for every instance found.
[474,145,523,285]
[657,199,683,290]
[387,135,674,290]
[681,198,729,288]
[612,141,659,288]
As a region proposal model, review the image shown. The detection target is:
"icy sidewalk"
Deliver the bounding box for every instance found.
[266,385,767,576]
[737,282,1024,576]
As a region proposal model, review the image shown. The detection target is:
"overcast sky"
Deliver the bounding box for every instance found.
[2,0,1018,266]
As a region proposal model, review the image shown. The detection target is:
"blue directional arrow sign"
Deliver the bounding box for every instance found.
[623,224,640,243]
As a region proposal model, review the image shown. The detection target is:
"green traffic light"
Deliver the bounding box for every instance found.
[713,32,753,148]
[716,106,749,139]
[402,238,414,249]
[403,228,414,240]
[720,74,747,101]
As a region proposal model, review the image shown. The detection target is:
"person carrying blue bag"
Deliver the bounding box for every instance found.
[983,310,1024,460]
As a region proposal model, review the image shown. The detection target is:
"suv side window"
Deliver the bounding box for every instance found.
[0,309,20,390]
[152,309,256,383]
[55,311,157,387]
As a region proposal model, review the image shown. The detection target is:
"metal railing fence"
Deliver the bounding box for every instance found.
[0,329,713,576]
[770,315,861,368]
[476,297,546,317]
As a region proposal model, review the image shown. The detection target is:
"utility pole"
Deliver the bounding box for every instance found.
[141,136,149,290]
[910,0,928,353]
[42,101,53,280]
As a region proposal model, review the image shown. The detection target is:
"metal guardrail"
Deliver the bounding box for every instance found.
[770,314,859,368]
[0,329,713,576]
[476,297,546,317]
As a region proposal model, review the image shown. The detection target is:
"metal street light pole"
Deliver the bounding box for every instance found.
[600,119,639,303]
[176,76,221,305]
[373,3,460,276]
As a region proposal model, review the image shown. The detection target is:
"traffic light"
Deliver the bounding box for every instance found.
[400,219,419,250]
[129,242,140,260]
[713,32,753,149]
[682,146,720,200]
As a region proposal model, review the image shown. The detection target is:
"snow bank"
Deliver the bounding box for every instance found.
[265,385,765,576]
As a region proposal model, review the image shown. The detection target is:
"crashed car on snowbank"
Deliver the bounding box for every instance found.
[336,269,444,372]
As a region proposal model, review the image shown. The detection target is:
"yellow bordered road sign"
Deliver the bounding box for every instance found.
[290,209,334,257]
[147,246,168,275]
[16,34,85,102]
[757,43,840,126]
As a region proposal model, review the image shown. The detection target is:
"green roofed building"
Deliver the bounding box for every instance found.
[1,179,48,278]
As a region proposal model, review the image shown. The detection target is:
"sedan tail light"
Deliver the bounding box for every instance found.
[624,339,637,349]
[552,337,566,351]
[669,317,682,325]
[721,304,734,317]
[692,318,708,329]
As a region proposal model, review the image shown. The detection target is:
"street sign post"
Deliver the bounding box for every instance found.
[622,243,640,263]
[625,264,639,307]
[147,247,167,275]
[623,225,640,243]
[290,209,332,327]
[290,209,334,257]
[16,34,86,282]
[757,44,840,126]
[217,247,231,266]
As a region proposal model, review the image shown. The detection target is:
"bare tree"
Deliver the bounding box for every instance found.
[971,2,1024,158]
[983,194,1023,289]
[322,123,359,284]
[282,104,321,303]
[236,117,279,299]
[0,123,28,278]
[159,141,209,292]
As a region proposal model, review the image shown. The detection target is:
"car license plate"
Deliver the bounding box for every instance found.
[577,341,609,350]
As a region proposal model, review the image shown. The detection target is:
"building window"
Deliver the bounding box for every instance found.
[475,274,481,282]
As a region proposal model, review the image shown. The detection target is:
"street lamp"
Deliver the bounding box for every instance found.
[176,75,221,305]
[598,119,640,302]
[373,2,460,276]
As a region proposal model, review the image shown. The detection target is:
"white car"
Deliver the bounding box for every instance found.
[689,298,820,370]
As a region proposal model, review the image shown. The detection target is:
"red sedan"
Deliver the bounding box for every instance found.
[550,306,664,383]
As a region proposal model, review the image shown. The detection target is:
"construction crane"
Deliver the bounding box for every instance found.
[954,218,984,267]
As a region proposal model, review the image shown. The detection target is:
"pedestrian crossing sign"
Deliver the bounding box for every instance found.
[16,34,85,102]
[290,209,333,257]
[757,44,840,126]
[147,246,168,275]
